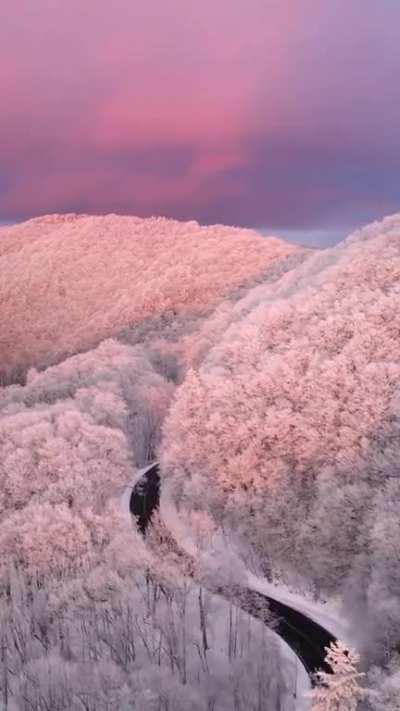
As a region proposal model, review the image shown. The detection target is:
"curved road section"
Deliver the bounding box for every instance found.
[129,463,336,680]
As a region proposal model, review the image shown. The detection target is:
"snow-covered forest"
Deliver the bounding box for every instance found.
[0,212,399,709]
[0,213,296,381]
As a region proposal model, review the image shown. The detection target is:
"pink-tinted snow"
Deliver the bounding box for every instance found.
[0,213,296,375]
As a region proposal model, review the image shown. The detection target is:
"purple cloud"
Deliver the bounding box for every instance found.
[1,0,399,238]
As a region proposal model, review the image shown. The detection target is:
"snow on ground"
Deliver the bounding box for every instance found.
[123,466,356,709]
[160,480,314,710]
[121,454,354,711]
[278,636,311,711]
[160,480,351,641]
[124,466,308,709]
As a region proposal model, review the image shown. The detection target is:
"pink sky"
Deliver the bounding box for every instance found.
[1,0,399,241]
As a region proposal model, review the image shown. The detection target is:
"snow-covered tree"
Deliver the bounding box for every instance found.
[0,339,174,576]
[309,641,366,711]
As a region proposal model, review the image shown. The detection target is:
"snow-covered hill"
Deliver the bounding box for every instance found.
[1,211,399,709]
[0,213,297,379]
[161,212,400,650]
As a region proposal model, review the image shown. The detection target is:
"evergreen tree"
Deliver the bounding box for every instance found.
[310,640,366,711]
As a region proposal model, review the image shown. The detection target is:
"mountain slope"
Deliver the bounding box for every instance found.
[161,213,400,645]
[0,213,297,379]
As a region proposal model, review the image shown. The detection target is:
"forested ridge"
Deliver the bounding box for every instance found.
[0,212,399,709]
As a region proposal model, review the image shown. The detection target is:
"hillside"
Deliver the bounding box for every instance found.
[0,212,399,709]
[161,212,400,644]
[0,214,302,710]
[0,213,297,380]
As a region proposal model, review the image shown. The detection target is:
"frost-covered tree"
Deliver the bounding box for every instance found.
[310,641,366,711]
[0,339,173,575]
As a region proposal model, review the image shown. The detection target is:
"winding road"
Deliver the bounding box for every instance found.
[129,462,337,681]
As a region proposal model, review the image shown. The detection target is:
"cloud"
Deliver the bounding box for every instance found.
[1,0,399,232]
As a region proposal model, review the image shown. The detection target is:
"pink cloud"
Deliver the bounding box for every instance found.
[0,0,399,227]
